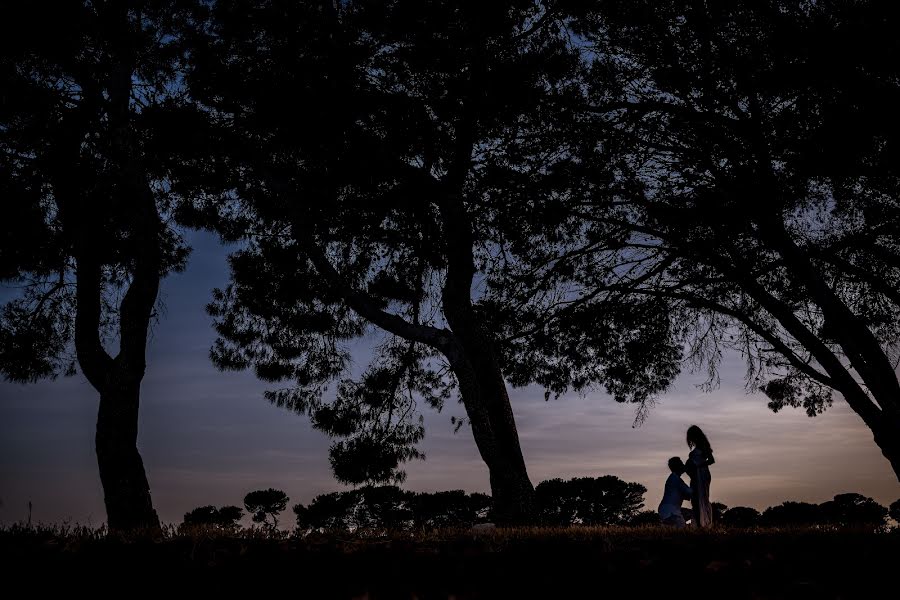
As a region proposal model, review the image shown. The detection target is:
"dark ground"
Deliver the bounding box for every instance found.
[2,525,897,598]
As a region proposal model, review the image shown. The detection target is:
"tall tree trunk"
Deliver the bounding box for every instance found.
[98,22,163,530]
[439,189,535,524]
[75,255,161,532]
[305,236,536,521]
[96,377,159,531]
[446,339,536,524]
[871,412,900,482]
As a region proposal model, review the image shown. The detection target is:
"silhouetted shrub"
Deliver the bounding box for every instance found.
[629,510,661,526]
[217,505,244,527]
[819,493,887,527]
[409,490,492,528]
[355,485,414,529]
[535,476,646,526]
[889,499,900,524]
[762,502,824,526]
[711,502,728,522]
[721,506,761,528]
[294,486,409,532]
[182,505,244,531]
[293,486,492,532]
[295,478,647,531]
[294,491,359,531]
[183,505,219,527]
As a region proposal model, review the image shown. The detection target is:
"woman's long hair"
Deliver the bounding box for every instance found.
[687,425,714,461]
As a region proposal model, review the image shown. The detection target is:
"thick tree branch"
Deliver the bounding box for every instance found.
[107,29,162,379]
[809,247,900,309]
[674,292,836,390]
[755,217,900,416]
[74,254,113,390]
[304,240,455,352]
[734,265,882,424]
[499,254,676,345]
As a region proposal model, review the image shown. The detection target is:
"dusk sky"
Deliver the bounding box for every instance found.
[2,231,898,526]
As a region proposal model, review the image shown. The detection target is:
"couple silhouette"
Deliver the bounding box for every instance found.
[658,425,715,528]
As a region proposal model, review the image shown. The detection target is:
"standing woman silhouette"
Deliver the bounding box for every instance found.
[685,425,715,527]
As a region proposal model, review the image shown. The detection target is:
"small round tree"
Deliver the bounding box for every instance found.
[244,489,289,529]
[889,499,900,524]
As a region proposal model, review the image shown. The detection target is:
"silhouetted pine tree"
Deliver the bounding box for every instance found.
[0,0,204,532]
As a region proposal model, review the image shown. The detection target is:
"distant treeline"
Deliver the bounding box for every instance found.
[182,476,900,532]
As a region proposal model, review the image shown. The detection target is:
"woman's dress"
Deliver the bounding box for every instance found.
[686,447,713,527]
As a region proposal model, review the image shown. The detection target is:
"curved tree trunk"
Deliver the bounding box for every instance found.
[871,413,900,482]
[95,30,162,531]
[446,341,536,524]
[76,259,162,533]
[306,235,537,523]
[49,3,165,533]
[76,256,162,532]
[96,379,159,531]
[439,188,536,524]
[73,182,162,531]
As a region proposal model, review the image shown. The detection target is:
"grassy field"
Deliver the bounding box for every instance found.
[2,524,898,598]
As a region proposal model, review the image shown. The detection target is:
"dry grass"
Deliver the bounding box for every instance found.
[2,522,897,598]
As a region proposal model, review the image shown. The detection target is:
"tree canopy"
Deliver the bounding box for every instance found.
[5,0,899,529]
[244,488,290,528]
[181,0,681,522]
[820,493,888,527]
[486,0,900,479]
